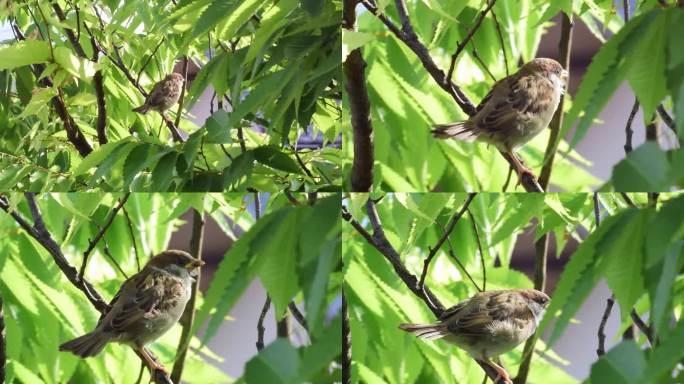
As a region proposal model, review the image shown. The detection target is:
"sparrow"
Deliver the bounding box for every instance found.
[399,288,550,384]
[59,250,204,374]
[132,73,185,115]
[433,58,567,178]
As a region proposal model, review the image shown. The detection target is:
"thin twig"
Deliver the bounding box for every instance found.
[656,105,675,133]
[597,295,615,356]
[630,309,654,346]
[122,207,141,271]
[538,13,573,189]
[288,303,308,331]
[256,297,271,351]
[79,194,131,281]
[619,192,637,208]
[342,288,351,384]
[137,37,166,85]
[470,45,497,82]
[491,9,509,76]
[419,193,477,291]
[624,98,639,154]
[171,209,205,383]
[0,295,4,384]
[446,0,497,83]
[174,57,189,128]
[294,151,315,179]
[468,209,486,291]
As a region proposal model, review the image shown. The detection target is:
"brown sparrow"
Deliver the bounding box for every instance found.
[59,250,204,374]
[132,73,185,115]
[399,289,550,384]
[433,58,567,177]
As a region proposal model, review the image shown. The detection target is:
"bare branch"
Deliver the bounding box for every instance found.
[342,289,351,384]
[137,38,166,85]
[344,0,374,192]
[446,0,497,84]
[597,295,615,356]
[79,194,131,280]
[360,0,477,116]
[624,98,640,154]
[174,57,189,128]
[171,209,205,383]
[256,297,271,351]
[419,193,476,291]
[288,303,308,331]
[1,295,4,384]
[468,210,486,291]
[491,9,509,76]
[538,13,573,189]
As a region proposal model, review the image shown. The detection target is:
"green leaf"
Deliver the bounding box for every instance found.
[186,54,223,109]
[183,129,204,167]
[0,40,50,70]
[257,208,301,316]
[192,0,264,41]
[253,146,303,174]
[227,69,293,128]
[245,339,299,384]
[643,319,684,381]
[54,46,95,79]
[222,151,255,190]
[205,110,232,144]
[17,87,57,119]
[612,142,668,191]
[151,151,179,191]
[123,145,171,189]
[590,341,645,384]
[298,315,341,379]
[599,209,648,316]
[626,11,667,121]
[562,11,660,149]
[72,138,131,176]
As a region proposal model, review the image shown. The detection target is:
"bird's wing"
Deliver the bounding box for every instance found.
[446,291,532,336]
[473,74,539,133]
[99,268,180,333]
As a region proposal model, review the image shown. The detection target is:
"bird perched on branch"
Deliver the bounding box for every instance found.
[399,288,550,384]
[132,73,185,115]
[59,250,204,376]
[433,58,567,179]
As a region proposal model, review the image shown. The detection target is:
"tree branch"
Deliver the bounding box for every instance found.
[0,295,4,384]
[514,228,549,383]
[538,13,573,189]
[79,193,131,280]
[597,295,615,356]
[171,209,205,383]
[342,288,351,384]
[344,0,374,192]
[256,297,271,351]
[446,0,497,84]
[624,98,640,154]
[468,210,486,291]
[174,57,189,128]
[419,193,476,291]
[0,194,172,384]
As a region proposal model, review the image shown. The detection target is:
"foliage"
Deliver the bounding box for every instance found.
[344,192,684,383]
[0,192,342,383]
[0,0,341,192]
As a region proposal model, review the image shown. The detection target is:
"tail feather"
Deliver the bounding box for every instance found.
[132,104,150,114]
[431,122,477,141]
[59,332,111,357]
[399,323,449,340]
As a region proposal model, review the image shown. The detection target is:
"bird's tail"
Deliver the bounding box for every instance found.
[132,104,150,114]
[399,322,449,340]
[431,122,477,141]
[59,331,111,357]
